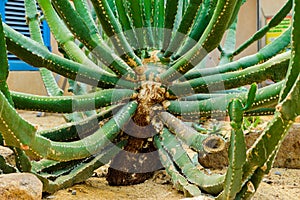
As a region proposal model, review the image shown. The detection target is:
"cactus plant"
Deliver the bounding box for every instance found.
[0,0,299,199]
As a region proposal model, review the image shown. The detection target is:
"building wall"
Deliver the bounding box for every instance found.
[235,0,258,59]
[261,0,289,17]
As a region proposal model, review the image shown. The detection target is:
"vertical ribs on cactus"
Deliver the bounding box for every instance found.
[0,0,299,199]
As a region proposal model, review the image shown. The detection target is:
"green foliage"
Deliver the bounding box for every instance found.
[0,0,299,199]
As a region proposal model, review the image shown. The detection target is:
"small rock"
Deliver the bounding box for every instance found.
[46,195,56,199]
[71,190,76,195]
[0,173,42,200]
[262,178,273,184]
[152,170,171,185]
[274,171,282,176]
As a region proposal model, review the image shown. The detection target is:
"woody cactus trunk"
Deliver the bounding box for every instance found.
[0,0,299,199]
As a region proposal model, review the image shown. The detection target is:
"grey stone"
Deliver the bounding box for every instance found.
[0,173,43,200]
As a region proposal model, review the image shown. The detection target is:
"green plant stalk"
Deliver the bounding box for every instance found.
[114,0,139,50]
[165,81,283,117]
[11,89,135,113]
[38,105,121,141]
[183,27,291,80]
[37,0,98,68]
[51,0,137,77]
[0,15,13,105]
[242,0,300,188]
[125,0,146,49]
[164,0,203,58]
[216,99,247,200]
[219,18,237,65]
[0,92,137,161]
[162,0,179,51]
[90,0,142,68]
[159,0,239,82]
[72,0,102,43]
[25,0,63,97]
[154,136,202,197]
[152,0,165,49]
[3,23,136,89]
[169,51,290,96]
[174,0,217,58]
[143,0,155,48]
[34,142,125,193]
[233,0,292,56]
[159,128,225,194]
[159,112,223,152]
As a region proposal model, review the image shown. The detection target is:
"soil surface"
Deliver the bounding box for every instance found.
[19,111,300,200]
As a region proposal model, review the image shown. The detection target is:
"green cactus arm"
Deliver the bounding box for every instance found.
[107,0,117,16]
[152,0,165,49]
[243,70,300,186]
[174,0,217,58]
[39,69,64,96]
[169,51,290,96]
[125,0,146,49]
[1,12,34,172]
[216,99,247,200]
[236,149,277,200]
[73,0,101,40]
[24,0,64,97]
[159,128,225,194]
[159,0,239,82]
[243,83,258,111]
[158,112,225,153]
[41,0,136,77]
[154,136,202,197]
[226,0,245,29]
[183,27,291,80]
[243,0,300,182]
[50,0,101,51]
[114,0,139,50]
[25,0,43,44]
[241,111,293,184]
[12,147,31,172]
[51,0,134,73]
[279,0,300,102]
[0,92,137,161]
[143,0,155,48]
[218,18,237,65]
[0,154,17,173]
[3,23,137,89]
[33,159,85,180]
[36,0,98,68]
[38,105,121,141]
[34,142,125,193]
[90,0,142,68]
[0,91,38,148]
[165,81,283,118]
[162,0,180,51]
[35,101,136,161]
[11,89,135,113]
[0,15,13,105]
[62,79,97,122]
[233,0,292,56]
[163,0,203,58]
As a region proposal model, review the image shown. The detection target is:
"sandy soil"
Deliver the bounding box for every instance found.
[19,111,300,200]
